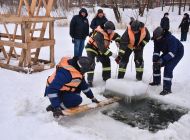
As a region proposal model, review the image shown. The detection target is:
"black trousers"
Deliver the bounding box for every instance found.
[86,47,111,83]
[180,32,188,41]
[118,47,144,80]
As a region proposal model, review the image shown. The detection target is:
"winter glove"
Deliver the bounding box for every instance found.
[111,53,118,59]
[91,97,100,103]
[53,107,64,118]
[72,38,75,44]
[153,59,163,71]
[115,56,121,64]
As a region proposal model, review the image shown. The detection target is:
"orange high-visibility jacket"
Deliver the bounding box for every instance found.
[88,26,115,48]
[127,25,146,49]
[47,57,83,92]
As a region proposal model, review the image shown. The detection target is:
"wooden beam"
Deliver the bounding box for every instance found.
[28,40,55,49]
[49,21,55,64]
[0,40,27,49]
[0,62,28,73]
[34,0,54,63]
[0,46,8,58]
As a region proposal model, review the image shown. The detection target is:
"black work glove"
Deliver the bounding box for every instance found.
[91,97,100,103]
[72,38,75,44]
[53,107,64,118]
[153,59,163,71]
[153,62,161,71]
[115,56,121,64]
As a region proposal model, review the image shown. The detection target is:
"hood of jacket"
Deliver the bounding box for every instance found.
[79,8,88,18]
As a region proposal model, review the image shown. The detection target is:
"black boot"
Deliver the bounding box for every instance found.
[88,81,93,87]
[149,82,160,86]
[160,90,172,95]
[46,105,54,112]
[136,72,143,81]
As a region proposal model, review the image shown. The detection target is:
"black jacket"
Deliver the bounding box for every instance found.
[160,17,170,31]
[179,16,190,32]
[70,8,89,39]
[90,15,108,30]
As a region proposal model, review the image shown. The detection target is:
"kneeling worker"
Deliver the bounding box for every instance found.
[44,56,99,118]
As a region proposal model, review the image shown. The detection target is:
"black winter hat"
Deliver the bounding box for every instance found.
[104,21,115,30]
[97,9,103,14]
[131,20,141,32]
[79,8,88,17]
[151,26,164,40]
[77,56,95,73]
[184,13,189,17]
[164,12,169,17]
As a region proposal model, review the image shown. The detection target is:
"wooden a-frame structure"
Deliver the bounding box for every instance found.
[0,0,59,73]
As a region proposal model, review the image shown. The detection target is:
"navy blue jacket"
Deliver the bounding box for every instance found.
[153,33,184,64]
[70,8,89,39]
[160,17,170,31]
[45,58,94,108]
[90,16,108,30]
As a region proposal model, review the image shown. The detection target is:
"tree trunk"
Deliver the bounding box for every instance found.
[183,0,187,11]
[178,0,182,15]
[161,0,164,11]
[172,0,174,12]
[111,0,121,23]
[147,0,150,12]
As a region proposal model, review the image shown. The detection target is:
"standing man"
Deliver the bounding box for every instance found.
[160,12,170,33]
[179,13,190,41]
[149,27,184,95]
[45,56,99,118]
[90,9,108,31]
[116,20,150,80]
[85,21,120,87]
[70,8,89,57]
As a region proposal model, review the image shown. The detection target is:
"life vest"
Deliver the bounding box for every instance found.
[47,57,83,92]
[88,26,115,48]
[127,25,146,49]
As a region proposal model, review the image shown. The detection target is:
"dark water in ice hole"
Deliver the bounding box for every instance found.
[102,98,188,133]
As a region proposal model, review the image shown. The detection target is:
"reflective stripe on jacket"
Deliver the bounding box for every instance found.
[88,26,115,48]
[47,57,83,92]
[127,26,146,49]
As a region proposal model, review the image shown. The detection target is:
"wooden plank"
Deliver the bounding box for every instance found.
[29,40,55,49]
[24,0,32,16]
[0,46,8,58]
[31,62,55,72]
[0,40,27,49]
[6,0,23,64]
[33,0,54,63]
[49,21,54,64]
[0,62,28,73]
[30,0,37,15]
[31,0,42,37]
[0,33,50,41]
[24,22,31,67]
[62,97,121,116]
[19,23,26,67]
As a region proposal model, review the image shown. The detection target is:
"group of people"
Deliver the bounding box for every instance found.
[44,8,186,118]
[160,12,190,41]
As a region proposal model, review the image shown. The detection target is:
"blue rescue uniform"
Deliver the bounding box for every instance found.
[45,58,94,108]
[152,33,184,91]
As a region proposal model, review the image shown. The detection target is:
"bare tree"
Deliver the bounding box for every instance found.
[161,0,165,11]
[172,0,175,12]
[183,0,187,11]
[111,0,121,23]
[178,0,182,15]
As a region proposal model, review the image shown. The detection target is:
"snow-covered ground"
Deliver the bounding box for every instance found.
[0,7,190,140]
